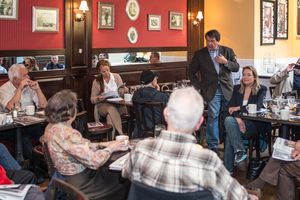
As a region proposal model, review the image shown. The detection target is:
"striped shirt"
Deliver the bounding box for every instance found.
[122,130,250,200]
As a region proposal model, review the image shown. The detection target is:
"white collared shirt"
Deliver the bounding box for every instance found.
[0,81,39,110]
[102,72,119,98]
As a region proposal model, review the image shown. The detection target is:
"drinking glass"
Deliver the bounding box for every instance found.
[263,97,268,109]
[287,96,296,109]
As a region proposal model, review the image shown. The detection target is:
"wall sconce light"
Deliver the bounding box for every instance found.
[193,11,203,25]
[75,0,89,22]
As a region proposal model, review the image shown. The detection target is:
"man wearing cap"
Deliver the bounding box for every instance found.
[132,70,169,138]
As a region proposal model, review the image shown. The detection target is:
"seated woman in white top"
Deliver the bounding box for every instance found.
[90,60,127,137]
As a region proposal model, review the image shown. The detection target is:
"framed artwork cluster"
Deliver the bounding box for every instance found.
[260,0,289,45]
[97,1,184,33]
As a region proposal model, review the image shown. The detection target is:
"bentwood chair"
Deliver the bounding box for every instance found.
[48,178,88,200]
[127,181,214,200]
[132,100,166,138]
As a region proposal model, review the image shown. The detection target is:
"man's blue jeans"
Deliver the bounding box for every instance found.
[224,116,257,172]
[205,86,227,152]
[0,143,21,170]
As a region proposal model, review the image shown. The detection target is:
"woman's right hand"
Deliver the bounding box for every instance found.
[98,95,106,102]
[107,140,128,153]
[235,117,246,133]
[228,106,240,115]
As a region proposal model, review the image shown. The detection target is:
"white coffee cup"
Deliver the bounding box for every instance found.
[25,105,35,115]
[280,109,290,120]
[124,94,132,102]
[0,113,7,125]
[116,135,129,146]
[246,104,257,114]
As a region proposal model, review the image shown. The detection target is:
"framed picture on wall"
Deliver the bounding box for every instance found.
[126,0,140,21]
[169,11,183,30]
[127,27,138,44]
[261,0,275,45]
[148,15,161,31]
[0,0,18,20]
[32,7,59,32]
[276,0,288,39]
[98,2,115,29]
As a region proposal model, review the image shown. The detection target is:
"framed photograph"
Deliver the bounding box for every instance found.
[32,7,59,32]
[98,2,115,29]
[127,27,138,44]
[169,11,183,30]
[276,0,288,39]
[126,0,140,21]
[0,0,18,20]
[261,0,275,45]
[297,0,300,36]
[148,15,161,31]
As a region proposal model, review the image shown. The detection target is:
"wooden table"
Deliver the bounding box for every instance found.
[0,114,46,163]
[238,111,300,139]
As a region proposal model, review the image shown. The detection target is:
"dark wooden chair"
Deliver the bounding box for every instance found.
[86,122,113,141]
[43,142,55,177]
[48,178,89,200]
[127,181,214,200]
[132,100,166,138]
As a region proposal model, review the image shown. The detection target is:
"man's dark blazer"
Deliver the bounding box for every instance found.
[188,45,240,102]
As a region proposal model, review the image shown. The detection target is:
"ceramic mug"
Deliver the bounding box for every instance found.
[280,109,290,120]
[246,104,257,114]
[116,135,129,146]
[124,94,132,102]
[25,105,35,116]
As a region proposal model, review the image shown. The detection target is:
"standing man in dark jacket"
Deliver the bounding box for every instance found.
[189,29,240,154]
[132,70,169,138]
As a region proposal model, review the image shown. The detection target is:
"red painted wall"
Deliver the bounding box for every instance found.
[92,0,187,48]
[0,0,64,50]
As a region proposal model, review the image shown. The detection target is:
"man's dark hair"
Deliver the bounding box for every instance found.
[151,52,160,59]
[205,29,221,42]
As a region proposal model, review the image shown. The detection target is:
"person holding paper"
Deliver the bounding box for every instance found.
[223,66,269,174]
[246,140,300,200]
[90,60,127,137]
[269,58,300,98]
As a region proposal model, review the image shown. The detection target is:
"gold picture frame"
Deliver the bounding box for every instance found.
[169,11,183,30]
[32,6,59,32]
[98,2,115,29]
[0,0,18,20]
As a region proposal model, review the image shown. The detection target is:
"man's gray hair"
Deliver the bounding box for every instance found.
[8,64,25,81]
[166,87,204,132]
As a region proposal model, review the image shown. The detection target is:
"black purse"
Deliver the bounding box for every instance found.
[246,157,269,180]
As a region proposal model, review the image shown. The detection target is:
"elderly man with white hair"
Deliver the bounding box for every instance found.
[0,64,47,160]
[0,64,47,111]
[122,87,258,200]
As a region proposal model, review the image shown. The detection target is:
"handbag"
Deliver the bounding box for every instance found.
[246,157,269,181]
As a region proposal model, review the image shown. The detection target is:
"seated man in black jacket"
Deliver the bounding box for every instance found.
[132,70,169,138]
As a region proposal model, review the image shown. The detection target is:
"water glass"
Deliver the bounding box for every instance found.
[287,96,295,109]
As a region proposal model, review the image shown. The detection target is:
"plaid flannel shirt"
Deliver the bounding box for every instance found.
[122,130,250,200]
